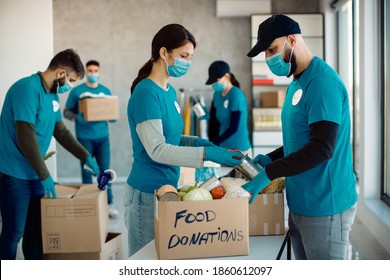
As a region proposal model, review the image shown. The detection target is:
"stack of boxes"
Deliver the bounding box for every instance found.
[41,184,123,260]
[252,90,286,236]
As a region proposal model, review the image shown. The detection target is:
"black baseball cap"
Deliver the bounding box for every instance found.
[247,14,301,57]
[205,60,230,85]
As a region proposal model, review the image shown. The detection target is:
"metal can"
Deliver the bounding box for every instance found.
[157,185,179,201]
[193,102,206,118]
[199,175,223,191]
[234,154,263,180]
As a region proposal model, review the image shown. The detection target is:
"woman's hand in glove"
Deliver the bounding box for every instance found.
[204,146,243,167]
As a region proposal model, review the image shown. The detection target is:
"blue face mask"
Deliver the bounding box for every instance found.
[87,73,100,84]
[57,74,73,94]
[212,81,225,92]
[265,39,293,76]
[165,52,191,77]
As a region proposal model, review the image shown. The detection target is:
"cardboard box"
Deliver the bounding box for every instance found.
[260,91,285,107]
[41,184,109,254]
[79,96,120,121]
[249,192,285,236]
[154,196,249,260]
[43,232,123,260]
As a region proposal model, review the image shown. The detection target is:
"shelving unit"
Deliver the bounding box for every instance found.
[250,13,324,155]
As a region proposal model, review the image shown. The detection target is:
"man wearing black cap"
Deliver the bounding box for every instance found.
[242,14,358,260]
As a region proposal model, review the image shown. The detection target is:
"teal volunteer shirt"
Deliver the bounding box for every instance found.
[66,83,111,139]
[0,73,62,180]
[281,57,358,216]
[127,79,184,193]
[213,86,251,151]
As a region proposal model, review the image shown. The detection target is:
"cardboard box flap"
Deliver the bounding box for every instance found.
[75,184,102,198]
[54,184,101,199]
[54,184,80,198]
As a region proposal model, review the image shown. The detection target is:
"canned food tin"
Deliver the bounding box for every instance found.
[234,155,263,180]
[157,185,179,201]
[199,175,223,191]
[193,102,206,118]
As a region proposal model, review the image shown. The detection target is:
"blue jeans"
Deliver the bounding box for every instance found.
[0,173,44,260]
[288,203,357,259]
[124,185,154,257]
[77,136,113,204]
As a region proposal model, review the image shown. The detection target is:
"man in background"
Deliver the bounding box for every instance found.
[64,60,118,218]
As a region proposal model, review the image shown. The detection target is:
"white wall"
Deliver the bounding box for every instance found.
[320,0,338,69]
[356,0,390,253]
[0,0,57,179]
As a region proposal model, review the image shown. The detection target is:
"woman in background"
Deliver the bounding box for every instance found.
[205,60,252,157]
[126,24,243,256]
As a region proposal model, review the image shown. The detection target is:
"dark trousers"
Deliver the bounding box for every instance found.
[77,136,113,204]
[0,173,44,259]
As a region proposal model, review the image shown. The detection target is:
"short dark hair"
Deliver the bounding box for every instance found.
[86,60,100,67]
[48,49,85,79]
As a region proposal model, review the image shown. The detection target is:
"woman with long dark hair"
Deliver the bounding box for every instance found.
[126,24,243,256]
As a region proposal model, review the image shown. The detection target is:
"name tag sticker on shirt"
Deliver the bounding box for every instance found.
[292,89,303,106]
[174,101,180,114]
[224,100,229,109]
[52,100,60,112]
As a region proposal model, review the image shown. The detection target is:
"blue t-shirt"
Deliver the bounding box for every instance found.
[127,79,184,193]
[281,57,358,216]
[0,73,62,180]
[66,83,111,139]
[213,86,251,151]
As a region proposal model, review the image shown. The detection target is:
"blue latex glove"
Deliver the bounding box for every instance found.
[41,176,57,199]
[83,155,99,176]
[253,154,272,168]
[76,112,89,124]
[195,137,216,147]
[204,146,243,167]
[241,169,271,204]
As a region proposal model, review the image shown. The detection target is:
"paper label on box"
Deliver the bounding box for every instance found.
[274,193,279,204]
[46,233,61,250]
[45,205,96,217]
[262,195,268,205]
[263,223,269,235]
[275,223,281,235]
